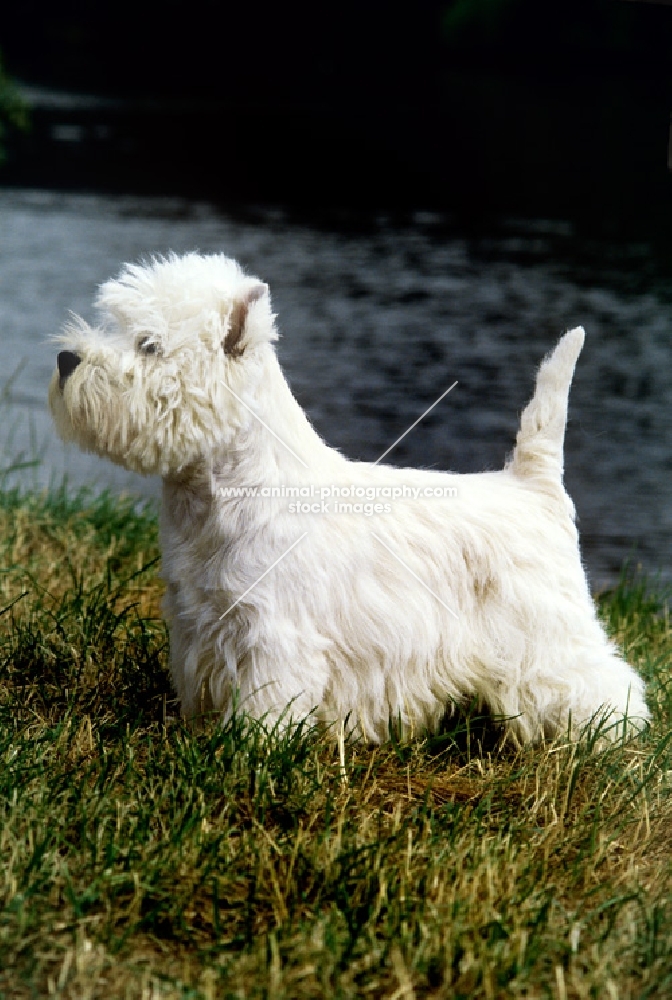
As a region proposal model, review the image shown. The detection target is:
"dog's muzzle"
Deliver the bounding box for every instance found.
[57,350,82,388]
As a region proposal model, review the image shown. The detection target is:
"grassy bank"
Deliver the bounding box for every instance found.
[0,489,670,999]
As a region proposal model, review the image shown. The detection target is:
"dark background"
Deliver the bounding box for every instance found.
[2,0,672,236]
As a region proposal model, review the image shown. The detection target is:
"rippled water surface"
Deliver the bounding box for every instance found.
[1,188,670,586]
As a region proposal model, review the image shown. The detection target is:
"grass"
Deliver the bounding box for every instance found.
[0,487,670,999]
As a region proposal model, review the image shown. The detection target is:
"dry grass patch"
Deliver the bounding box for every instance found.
[0,488,670,998]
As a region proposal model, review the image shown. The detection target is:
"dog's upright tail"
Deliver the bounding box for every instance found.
[510,327,585,485]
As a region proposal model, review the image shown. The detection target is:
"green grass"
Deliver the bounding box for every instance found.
[0,489,670,999]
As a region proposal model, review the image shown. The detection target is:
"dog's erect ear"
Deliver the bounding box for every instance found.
[223,282,269,357]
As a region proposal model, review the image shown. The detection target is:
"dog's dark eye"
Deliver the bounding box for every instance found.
[138,336,158,355]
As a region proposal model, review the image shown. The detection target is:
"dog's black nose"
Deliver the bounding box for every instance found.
[57,351,82,381]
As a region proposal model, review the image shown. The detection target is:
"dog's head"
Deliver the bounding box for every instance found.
[49,253,277,475]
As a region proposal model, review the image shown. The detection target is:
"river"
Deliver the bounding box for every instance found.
[0,187,670,588]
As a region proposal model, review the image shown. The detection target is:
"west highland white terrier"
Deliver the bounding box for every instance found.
[49,253,649,743]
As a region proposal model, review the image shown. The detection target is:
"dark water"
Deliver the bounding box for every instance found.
[1,188,670,588]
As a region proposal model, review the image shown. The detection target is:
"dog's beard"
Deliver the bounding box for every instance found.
[49,365,153,471]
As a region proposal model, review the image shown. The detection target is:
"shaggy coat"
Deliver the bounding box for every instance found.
[49,253,649,743]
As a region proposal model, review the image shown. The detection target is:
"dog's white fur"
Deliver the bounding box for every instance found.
[49,252,649,743]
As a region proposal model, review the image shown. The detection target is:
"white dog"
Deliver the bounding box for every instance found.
[49,253,648,743]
